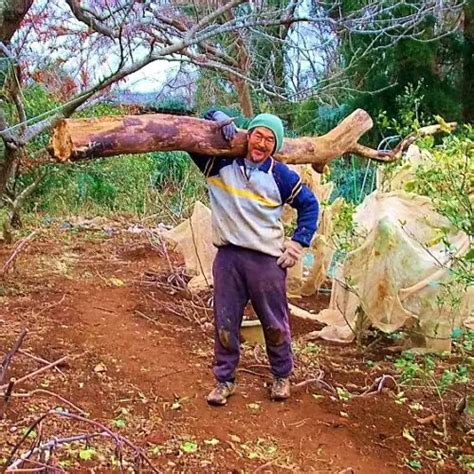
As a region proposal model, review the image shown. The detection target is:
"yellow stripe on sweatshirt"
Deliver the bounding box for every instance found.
[207,176,280,208]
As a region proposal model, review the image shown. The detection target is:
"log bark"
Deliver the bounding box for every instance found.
[50,109,397,171]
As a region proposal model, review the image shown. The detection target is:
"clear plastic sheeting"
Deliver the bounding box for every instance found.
[315,190,471,351]
[163,201,216,293]
[285,165,337,297]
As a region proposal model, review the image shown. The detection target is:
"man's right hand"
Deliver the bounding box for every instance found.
[208,110,237,142]
[277,240,304,269]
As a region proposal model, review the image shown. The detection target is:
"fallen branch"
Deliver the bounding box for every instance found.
[253,461,274,474]
[293,370,337,396]
[237,368,270,379]
[55,411,158,472]
[0,329,28,384]
[0,379,15,419]
[49,112,457,173]
[7,455,68,472]
[18,350,66,378]
[0,355,69,391]
[0,232,37,277]
[356,374,398,397]
[9,389,87,415]
[32,295,66,319]
[50,110,379,171]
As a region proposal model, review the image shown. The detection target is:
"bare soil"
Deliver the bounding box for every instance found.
[0,222,471,472]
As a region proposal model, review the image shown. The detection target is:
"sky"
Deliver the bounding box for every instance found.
[120,61,176,93]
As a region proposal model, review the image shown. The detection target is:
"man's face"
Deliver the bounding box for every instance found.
[246,126,276,163]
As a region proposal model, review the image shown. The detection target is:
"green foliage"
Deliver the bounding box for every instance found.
[75,102,126,119]
[79,448,96,461]
[180,441,198,454]
[411,125,473,237]
[17,85,60,151]
[394,352,469,395]
[406,458,422,470]
[292,102,351,137]
[341,3,462,127]
[412,126,472,288]
[149,97,192,114]
[152,151,193,188]
[330,199,359,255]
[23,152,206,222]
[329,157,376,204]
[377,82,427,137]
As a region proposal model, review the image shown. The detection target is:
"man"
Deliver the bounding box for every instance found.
[190,109,319,406]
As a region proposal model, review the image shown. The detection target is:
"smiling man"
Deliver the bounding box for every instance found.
[190,109,319,406]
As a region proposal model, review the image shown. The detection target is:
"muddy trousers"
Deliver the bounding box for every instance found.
[212,245,293,382]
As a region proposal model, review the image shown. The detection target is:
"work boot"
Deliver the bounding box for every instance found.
[270,377,290,401]
[207,381,236,406]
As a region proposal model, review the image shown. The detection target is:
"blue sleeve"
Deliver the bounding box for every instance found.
[272,162,319,247]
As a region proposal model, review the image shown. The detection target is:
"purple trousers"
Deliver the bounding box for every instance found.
[212,245,293,382]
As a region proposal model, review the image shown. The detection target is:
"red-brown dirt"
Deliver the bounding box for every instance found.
[0,224,471,472]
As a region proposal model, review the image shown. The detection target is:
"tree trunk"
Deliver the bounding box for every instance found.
[1,0,34,43]
[49,109,398,171]
[0,148,19,197]
[463,3,474,123]
[232,78,254,117]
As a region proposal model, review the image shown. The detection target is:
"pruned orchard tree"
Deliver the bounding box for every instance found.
[0,0,465,241]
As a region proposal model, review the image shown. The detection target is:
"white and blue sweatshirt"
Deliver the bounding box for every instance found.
[190,149,319,257]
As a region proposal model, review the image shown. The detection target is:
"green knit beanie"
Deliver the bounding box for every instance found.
[248,113,284,153]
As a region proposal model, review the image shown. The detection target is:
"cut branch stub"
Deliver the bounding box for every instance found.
[50,109,398,170]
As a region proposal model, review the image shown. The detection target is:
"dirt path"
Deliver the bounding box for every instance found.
[0,228,468,472]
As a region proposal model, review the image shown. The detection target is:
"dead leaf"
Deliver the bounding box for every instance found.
[416,414,437,425]
[402,428,416,443]
[94,362,107,373]
[109,277,124,287]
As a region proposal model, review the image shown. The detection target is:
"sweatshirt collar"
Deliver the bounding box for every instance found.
[237,157,273,173]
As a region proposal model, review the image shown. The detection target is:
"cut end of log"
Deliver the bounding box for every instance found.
[353,108,374,129]
[51,120,73,162]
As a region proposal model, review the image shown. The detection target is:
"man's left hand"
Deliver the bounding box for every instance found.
[210,111,237,141]
[277,240,304,269]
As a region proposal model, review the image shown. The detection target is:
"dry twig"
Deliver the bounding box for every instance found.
[10,389,87,415]
[293,370,337,396]
[0,231,38,277]
[0,329,27,384]
[0,355,70,391]
[18,350,66,378]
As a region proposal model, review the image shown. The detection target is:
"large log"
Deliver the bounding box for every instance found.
[50,109,397,171]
